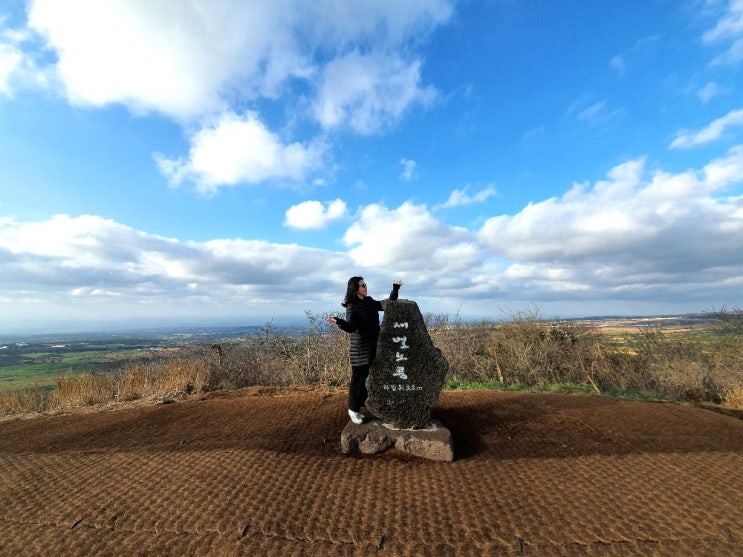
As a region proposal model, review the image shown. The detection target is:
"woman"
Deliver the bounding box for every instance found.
[327,277,403,424]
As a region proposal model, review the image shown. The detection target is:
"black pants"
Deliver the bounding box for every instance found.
[349,364,370,412]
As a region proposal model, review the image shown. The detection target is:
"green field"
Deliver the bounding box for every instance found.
[0,339,170,391]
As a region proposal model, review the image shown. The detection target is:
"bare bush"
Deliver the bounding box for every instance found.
[626,325,742,404]
[431,309,742,406]
[708,306,743,333]
[428,314,497,383]
[3,308,742,416]
[428,308,607,390]
[205,313,350,390]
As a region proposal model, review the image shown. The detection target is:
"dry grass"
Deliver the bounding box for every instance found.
[116,358,209,401]
[0,384,54,415]
[1,356,211,416]
[724,387,743,409]
[2,308,742,417]
[55,373,114,407]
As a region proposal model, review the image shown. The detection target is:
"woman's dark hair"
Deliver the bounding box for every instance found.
[341,276,364,307]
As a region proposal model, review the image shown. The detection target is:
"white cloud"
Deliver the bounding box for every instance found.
[0,213,351,327]
[569,99,623,127]
[703,0,743,42]
[4,145,743,329]
[400,158,418,181]
[14,0,453,190]
[436,185,496,210]
[670,108,743,149]
[338,148,743,310]
[703,0,743,64]
[284,199,347,230]
[155,111,326,193]
[610,55,625,74]
[25,0,309,119]
[698,81,727,103]
[478,147,743,272]
[342,202,475,272]
[0,22,50,95]
[704,144,743,188]
[522,126,545,144]
[577,101,607,122]
[0,40,21,95]
[21,0,450,124]
[313,50,437,135]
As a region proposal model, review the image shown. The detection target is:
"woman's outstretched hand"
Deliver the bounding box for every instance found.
[326,316,337,324]
[393,279,404,287]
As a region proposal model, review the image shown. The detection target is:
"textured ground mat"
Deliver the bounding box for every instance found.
[1,388,741,556]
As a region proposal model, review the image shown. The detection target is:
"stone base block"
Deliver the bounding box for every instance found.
[341,419,454,461]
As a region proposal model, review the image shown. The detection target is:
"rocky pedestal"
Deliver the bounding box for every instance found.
[341,419,453,462]
[341,299,453,461]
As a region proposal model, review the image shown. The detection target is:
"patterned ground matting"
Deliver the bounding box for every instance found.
[1,388,741,555]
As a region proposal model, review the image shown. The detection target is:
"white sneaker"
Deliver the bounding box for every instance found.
[348,409,364,424]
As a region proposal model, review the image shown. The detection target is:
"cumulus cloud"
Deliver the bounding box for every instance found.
[435,185,496,210]
[477,146,743,274]
[25,0,308,118]
[337,147,743,309]
[0,214,350,326]
[3,148,743,328]
[9,0,453,190]
[284,199,347,230]
[342,201,476,272]
[313,50,437,135]
[670,108,743,149]
[20,0,451,124]
[154,111,326,193]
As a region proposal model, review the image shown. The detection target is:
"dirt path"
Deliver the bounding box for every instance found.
[1,388,741,555]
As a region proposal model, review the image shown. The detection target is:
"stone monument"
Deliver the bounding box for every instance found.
[341,299,453,461]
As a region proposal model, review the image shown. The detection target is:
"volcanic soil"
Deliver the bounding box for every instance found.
[1,387,741,556]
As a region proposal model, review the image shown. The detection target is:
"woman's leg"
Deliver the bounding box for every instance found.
[349,364,370,411]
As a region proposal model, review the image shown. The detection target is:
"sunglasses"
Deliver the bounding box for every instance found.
[358,283,367,288]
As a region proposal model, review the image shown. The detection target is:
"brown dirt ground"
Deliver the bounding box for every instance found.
[1,388,742,556]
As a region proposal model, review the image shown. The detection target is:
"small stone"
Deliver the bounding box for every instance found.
[239,524,250,540]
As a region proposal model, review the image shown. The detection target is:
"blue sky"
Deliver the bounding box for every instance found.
[1,0,743,333]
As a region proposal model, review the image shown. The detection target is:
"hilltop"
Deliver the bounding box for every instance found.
[1,387,741,555]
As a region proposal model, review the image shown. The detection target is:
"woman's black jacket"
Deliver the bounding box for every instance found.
[334,284,400,366]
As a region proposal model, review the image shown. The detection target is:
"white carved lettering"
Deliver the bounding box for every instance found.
[393,366,408,380]
[392,336,409,349]
[383,383,422,391]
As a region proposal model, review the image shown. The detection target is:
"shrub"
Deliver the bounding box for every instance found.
[204,312,350,390]
[2,308,742,416]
